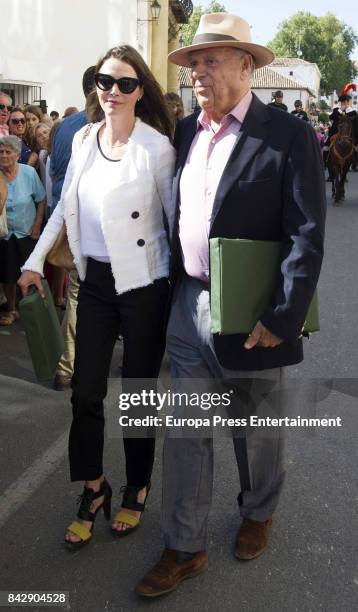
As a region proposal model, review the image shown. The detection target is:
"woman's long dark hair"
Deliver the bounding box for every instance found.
[86,45,173,141]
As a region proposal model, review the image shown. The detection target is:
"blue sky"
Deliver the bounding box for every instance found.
[199,0,358,58]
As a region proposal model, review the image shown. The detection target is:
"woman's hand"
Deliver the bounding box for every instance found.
[29,222,42,240]
[17,271,45,298]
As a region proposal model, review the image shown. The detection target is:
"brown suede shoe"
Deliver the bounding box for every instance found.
[235,517,273,560]
[135,549,208,598]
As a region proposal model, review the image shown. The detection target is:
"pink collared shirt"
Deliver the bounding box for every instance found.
[179,90,253,281]
[0,124,9,137]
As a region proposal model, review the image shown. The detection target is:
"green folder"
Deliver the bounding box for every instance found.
[19,280,65,381]
[209,238,319,335]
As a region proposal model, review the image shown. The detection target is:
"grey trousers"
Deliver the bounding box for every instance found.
[162,275,286,552]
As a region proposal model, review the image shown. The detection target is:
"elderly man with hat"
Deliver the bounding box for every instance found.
[267,90,288,111]
[135,13,326,598]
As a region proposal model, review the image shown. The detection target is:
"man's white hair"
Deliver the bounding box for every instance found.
[235,49,256,75]
[0,91,13,105]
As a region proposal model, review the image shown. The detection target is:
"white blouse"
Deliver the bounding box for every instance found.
[78,141,122,262]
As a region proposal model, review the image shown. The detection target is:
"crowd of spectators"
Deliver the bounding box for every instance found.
[0,92,78,319]
[0,85,186,323]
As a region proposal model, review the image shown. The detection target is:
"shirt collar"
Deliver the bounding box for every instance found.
[197,90,253,131]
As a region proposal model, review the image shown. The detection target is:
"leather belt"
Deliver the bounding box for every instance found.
[198,279,209,290]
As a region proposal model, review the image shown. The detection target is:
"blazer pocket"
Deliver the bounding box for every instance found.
[238,178,273,185]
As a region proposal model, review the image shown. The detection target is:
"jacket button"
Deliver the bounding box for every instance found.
[137,239,145,247]
[131,211,140,219]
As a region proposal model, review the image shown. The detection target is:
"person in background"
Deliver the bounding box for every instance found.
[63,106,79,118]
[34,122,52,204]
[0,136,46,325]
[39,120,65,309]
[39,101,52,126]
[0,165,7,213]
[8,108,38,167]
[315,125,326,151]
[0,100,11,311]
[50,67,96,216]
[18,44,175,551]
[324,91,358,179]
[267,90,288,112]
[24,105,44,151]
[291,100,309,121]
[328,89,358,172]
[327,93,357,140]
[50,111,60,121]
[0,92,12,137]
[47,67,96,389]
[164,92,184,135]
[0,169,8,309]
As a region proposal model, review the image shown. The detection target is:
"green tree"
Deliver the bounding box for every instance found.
[319,99,330,111]
[180,1,227,47]
[318,112,330,124]
[269,12,358,95]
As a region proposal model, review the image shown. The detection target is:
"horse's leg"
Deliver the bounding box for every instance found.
[330,165,336,198]
[340,175,345,201]
[342,168,346,200]
[334,170,341,204]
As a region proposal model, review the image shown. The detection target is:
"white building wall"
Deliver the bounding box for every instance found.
[0,0,148,114]
[180,86,311,115]
[272,65,320,99]
[253,88,311,111]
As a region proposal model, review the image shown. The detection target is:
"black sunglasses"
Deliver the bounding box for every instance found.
[0,104,13,112]
[95,73,142,94]
[10,118,25,124]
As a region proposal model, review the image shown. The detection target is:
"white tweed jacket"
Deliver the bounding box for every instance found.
[23,118,176,294]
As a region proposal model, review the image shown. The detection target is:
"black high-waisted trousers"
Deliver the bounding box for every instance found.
[69,257,169,486]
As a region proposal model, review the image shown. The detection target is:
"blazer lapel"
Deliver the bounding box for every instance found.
[210,95,271,228]
[173,113,198,197]
[171,113,199,239]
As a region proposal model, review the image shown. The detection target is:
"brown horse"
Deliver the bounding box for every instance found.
[327,116,355,204]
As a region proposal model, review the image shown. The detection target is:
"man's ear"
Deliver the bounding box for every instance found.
[239,54,253,80]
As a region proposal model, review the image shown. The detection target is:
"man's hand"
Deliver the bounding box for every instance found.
[29,222,42,240]
[17,271,45,298]
[244,321,283,349]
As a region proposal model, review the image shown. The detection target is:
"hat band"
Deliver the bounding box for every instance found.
[192,33,239,45]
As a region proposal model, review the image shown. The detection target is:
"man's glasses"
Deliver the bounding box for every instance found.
[0,104,13,112]
[10,118,25,125]
[95,73,142,94]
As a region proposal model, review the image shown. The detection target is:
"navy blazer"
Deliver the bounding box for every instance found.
[170,94,327,371]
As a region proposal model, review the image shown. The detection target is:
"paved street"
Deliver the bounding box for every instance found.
[0,173,358,612]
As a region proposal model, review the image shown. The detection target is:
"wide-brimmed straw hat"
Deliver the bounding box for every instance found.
[168,13,274,69]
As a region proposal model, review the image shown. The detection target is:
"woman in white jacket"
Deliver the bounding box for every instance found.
[18,45,175,550]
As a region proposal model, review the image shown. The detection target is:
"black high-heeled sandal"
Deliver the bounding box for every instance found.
[111,482,151,538]
[64,478,112,551]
